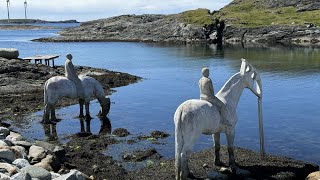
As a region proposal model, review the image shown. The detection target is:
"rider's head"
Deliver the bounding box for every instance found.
[66,54,73,60]
[202,67,209,78]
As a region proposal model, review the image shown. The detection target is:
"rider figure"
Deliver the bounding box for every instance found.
[65,54,85,101]
[199,67,231,126]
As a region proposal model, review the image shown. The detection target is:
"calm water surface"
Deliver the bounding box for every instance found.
[1,27,320,165]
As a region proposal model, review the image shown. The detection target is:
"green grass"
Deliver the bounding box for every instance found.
[215,0,320,27]
[178,8,214,26]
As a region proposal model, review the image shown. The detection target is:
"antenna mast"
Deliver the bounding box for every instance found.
[24,0,28,19]
[6,0,10,23]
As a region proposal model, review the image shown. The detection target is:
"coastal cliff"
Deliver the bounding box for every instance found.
[34,0,320,45]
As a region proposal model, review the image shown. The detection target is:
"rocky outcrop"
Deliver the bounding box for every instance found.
[0,127,88,179]
[0,48,19,59]
[224,25,320,45]
[34,14,204,43]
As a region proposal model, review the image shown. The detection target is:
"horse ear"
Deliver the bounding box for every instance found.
[240,58,247,76]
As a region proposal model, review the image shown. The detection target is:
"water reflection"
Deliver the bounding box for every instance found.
[41,116,112,142]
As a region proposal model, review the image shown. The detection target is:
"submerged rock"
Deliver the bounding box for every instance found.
[112,128,130,137]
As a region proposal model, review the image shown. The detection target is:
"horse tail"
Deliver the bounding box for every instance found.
[43,80,49,106]
[174,107,184,180]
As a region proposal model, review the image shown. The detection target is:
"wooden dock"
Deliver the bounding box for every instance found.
[23,54,60,67]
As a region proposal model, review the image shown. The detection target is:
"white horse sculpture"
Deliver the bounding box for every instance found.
[42,75,110,124]
[174,59,263,180]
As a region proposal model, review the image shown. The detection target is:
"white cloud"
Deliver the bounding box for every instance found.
[0,0,232,21]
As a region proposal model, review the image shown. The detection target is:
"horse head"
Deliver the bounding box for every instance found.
[240,58,262,98]
[98,96,111,117]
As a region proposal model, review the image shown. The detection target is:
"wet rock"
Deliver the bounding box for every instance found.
[306,171,320,180]
[12,141,32,150]
[28,145,46,164]
[123,148,162,162]
[150,131,170,139]
[207,171,229,180]
[0,172,10,180]
[203,163,209,168]
[12,158,31,169]
[236,168,251,177]
[0,162,18,175]
[0,148,15,162]
[0,127,10,137]
[6,132,23,142]
[10,171,32,180]
[54,169,89,180]
[50,172,61,179]
[0,48,19,59]
[112,128,130,137]
[21,166,51,180]
[53,146,67,163]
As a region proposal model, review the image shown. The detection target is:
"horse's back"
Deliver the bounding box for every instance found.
[45,76,76,102]
[174,99,221,134]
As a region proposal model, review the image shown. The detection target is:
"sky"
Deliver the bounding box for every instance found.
[0,0,232,22]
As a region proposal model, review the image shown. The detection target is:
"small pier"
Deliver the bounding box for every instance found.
[23,54,60,67]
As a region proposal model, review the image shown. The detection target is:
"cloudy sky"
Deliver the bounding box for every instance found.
[0,0,232,22]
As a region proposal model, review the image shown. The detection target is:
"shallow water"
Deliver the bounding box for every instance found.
[1,27,320,166]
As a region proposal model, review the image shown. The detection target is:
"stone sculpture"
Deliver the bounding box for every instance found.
[174,59,264,180]
[42,75,110,124]
[65,54,85,100]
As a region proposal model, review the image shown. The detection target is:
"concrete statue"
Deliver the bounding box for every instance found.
[42,54,110,124]
[174,59,264,180]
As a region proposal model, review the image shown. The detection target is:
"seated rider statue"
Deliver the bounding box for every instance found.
[199,67,231,126]
[65,54,85,101]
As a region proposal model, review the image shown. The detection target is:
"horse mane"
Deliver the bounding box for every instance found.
[217,72,242,95]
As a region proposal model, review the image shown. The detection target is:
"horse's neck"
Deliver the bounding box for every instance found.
[216,72,244,109]
[93,80,105,104]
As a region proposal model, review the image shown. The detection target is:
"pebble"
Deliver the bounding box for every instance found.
[12,158,31,169]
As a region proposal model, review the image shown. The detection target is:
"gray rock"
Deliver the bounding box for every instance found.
[0,134,5,140]
[53,169,88,180]
[21,166,51,180]
[6,132,23,142]
[0,172,10,180]
[28,145,46,164]
[0,140,9,146]
[50,172,61,179]
[0,48,19,59]
[12,141,32,150]
[306,171,320,180]
[34,141,55,152]
[10,171,32,180]
[2,140,13,146]
[207,171,229,180]
[0,148,15,162]
[0,127,10,137]
[0,162,18,175]
[12,159,31,169]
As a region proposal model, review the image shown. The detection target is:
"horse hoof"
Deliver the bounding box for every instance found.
[85,115,93,120]
[78,115,85,119]
[214,160,223,166]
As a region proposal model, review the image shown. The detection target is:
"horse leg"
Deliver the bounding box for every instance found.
[226,130,237,172]
[180,147,191,180]
[42,104,50,124]
[50,104,58,123]
[80,119,85,132]
[86,119,91,133]
[79,99,84,118]
[85,102,92,120]
[213,132,222,166]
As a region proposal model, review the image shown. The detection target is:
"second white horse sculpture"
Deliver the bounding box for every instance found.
[174,59,263,180]
[42,75,110,124]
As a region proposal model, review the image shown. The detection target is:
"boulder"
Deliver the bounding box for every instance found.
[0,148,15,162]
[21,166,51,180]
[0,48,19,59]
[10,171,32,180]
[6,132,23,142]
[11,145,28,159]
[34,155,55,172]
[0,127,10,137]
[0,172,10,180]
[12,158,31,169]
[0,162,18,175]
[53,169,89,180]
[12,141,32,150]
[34,141,55,152]
[306,171,320,180]
[0,140,9,147]
[28,145,46,164]
[50,172,61,179]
